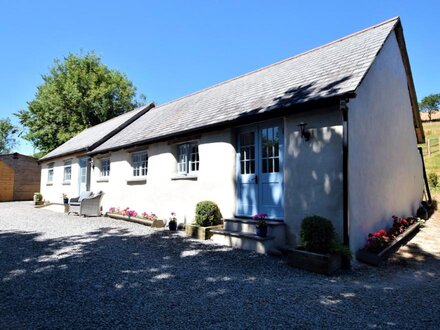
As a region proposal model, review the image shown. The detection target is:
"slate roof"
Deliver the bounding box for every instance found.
[92,17,408,154]
[40,104,154,161]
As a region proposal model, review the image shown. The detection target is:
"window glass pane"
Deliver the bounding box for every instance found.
[48,163,54,182]
[239,132,255,175]
[63,161,72,181]
[189,143,199,173]
[274,158,280,172]
[132,152,148,176]
[101,159,110,177]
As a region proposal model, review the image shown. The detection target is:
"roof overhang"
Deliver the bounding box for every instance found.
[88,92,356,156]
[394,20,425,144]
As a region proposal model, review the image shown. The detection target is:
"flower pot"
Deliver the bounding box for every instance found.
[287,248,342,275]
[169,221,177,231]
[356,222,420,266]
[256,225,267,237]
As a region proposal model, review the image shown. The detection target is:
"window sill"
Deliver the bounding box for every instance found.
[96,177,109,183]
[171,174,198,181]
[126,177,147,185]
[46,183,53,186]
[62,181,71,185]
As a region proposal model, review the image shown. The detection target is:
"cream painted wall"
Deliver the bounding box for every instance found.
[40,156,82,203]
[348,31,424,252]
[91,129,237,223]
[284,108,344,246]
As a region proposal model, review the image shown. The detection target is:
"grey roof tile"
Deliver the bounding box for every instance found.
[40,104,153,161]
[90,17,398,153]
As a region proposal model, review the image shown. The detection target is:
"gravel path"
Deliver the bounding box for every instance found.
[1,202,439,329]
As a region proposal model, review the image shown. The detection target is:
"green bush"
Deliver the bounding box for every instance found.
[34,193,43,202]
[428,172,438,188]
[300,215,335,254]
[194,201,222,227]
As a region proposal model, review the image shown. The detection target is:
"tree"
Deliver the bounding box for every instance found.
[16,52,144,154]
[0,118,18,154]
[419,93,440,121]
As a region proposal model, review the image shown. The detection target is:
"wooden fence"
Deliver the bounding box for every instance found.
[422,137,440,157]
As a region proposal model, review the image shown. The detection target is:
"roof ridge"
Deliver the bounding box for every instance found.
[71,104,149,136]
[153,16,400,110]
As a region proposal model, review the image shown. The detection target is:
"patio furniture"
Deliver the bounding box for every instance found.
[68,191,104,217]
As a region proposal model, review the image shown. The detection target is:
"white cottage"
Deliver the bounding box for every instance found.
[39,17,425,254]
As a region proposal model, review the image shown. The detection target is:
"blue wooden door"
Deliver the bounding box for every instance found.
[236,129,259,217]
[78,157,90,193]
[236,122,284,219]
[259,124,284,219]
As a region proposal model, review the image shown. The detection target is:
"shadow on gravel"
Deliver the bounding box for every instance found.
[1,227,439,328]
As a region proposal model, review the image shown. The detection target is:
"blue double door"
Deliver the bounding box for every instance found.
[236,122,284,219]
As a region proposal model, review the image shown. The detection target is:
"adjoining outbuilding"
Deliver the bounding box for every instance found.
[38,17,425,254]
[0,153,41,202]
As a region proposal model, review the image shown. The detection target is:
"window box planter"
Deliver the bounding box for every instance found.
[107,213,165,228]
[356,222,420,266]
[287,248,342,275]
[185,223,224,240]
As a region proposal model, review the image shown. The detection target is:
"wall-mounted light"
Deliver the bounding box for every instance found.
[89,158,95,169]
[298,122,311,141]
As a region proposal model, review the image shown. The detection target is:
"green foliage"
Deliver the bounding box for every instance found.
[428,172,438,188]
[419,93,440,121]
[194,201,222,227]
[0,118,18,154]
[300,215,336,254]
[34,193,43,202]
[16,51,143,155]
[330,241,352,258]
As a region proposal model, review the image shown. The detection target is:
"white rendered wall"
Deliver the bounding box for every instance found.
[348,31,424,252]
[284,108,344,246]
[40,156,81,203]
[91,129,237,223]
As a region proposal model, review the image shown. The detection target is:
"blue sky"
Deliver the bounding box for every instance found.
[1,0,439,155]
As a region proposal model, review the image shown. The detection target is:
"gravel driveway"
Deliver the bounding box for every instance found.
[1,202,439,329]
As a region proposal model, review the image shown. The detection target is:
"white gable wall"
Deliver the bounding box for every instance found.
[348,30,423,252]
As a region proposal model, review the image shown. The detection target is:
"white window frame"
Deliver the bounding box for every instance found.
[47,162,54,183]
[100,158,110,177]
[177,142,199,175]
[132,151,148,177]
[63,160,72,182]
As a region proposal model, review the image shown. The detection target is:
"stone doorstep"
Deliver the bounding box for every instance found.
[210,229,275,241]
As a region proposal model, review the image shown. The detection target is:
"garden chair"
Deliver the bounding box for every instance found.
[68,191,104,217]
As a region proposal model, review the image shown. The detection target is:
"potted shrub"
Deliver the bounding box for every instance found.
[253,213,268,237]
[169,212,177,231]
[185,201,224,240]
[287,215,350,275]
[62,193,69,205]
[34,193,44,206]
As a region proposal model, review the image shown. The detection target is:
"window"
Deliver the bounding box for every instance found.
[132,151,148,177]
[63,160,72,182]
[240,132,255,174]
[100,158,110,177]
[177,142,199,175]
[47,163,54,183]
[261,127,280,173]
